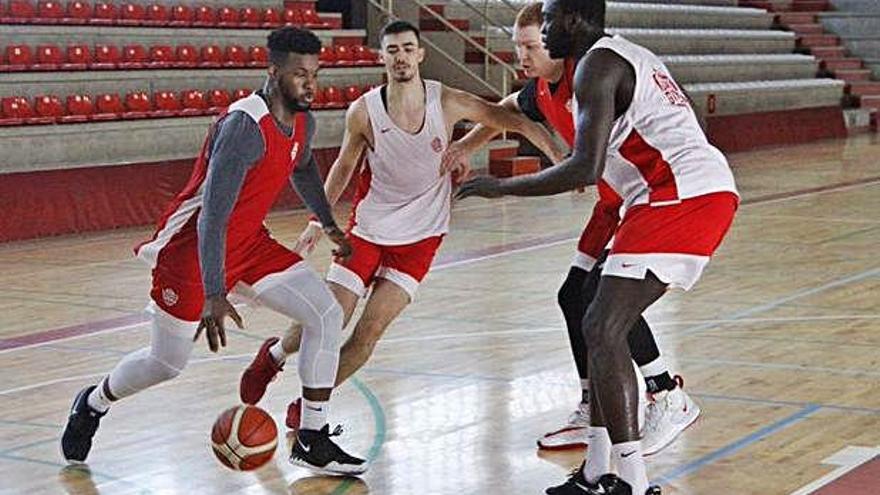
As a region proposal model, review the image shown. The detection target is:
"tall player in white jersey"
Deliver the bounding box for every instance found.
[458,1,738,494]
[238,20,565,429]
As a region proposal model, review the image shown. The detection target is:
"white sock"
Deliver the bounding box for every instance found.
[612,440,649,494]
[639,356,668,380]
[269,340,289,366]
[86,378,113,413]
[300,399,328,431]
[583,426,612,483]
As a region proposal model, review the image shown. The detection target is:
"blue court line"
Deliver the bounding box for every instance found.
[677,267,880,337]
[652,404,821,485]
[330,377,387,495]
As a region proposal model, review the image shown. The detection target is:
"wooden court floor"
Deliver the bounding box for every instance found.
[1,134,879,495]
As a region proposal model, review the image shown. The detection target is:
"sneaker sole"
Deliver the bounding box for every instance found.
[289,457,367,476]
[643,405,702,457]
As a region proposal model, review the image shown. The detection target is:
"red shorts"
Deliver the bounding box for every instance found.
[602,192,738,290]
[326,233,443,300]
[150,230,302,321]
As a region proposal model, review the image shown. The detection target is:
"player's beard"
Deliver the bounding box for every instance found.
[278,80,312,113]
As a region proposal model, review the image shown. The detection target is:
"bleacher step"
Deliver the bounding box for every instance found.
[833,69,873,82]
[489,156,541,178]
[822,58,864,71]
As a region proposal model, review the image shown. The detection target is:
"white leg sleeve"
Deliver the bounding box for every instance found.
[107,303,196,400]
[252,263,343,389]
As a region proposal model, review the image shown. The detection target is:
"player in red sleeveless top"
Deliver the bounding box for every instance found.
[443,2,699,454]
[61,27,366,476]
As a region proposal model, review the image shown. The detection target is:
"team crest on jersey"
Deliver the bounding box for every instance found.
[652,69,689,107]
[290,142,300,161]
[431,137,444,153]
[565,98,573,113]
[162,287,178,307]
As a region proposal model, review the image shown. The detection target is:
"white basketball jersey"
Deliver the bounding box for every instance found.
[352,80,451,245]
[576,36,738,211]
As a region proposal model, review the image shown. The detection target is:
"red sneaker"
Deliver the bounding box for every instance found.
[285,398,301,431]
[239,337,283,405]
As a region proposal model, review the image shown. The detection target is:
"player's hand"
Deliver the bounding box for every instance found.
[294,221,323,256]
[440,141,471,178]
[194,295,243,353]
[455,175,505,200]
[324,225,352,260]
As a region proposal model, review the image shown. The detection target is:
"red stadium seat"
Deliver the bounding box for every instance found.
[323,86,344,109]
[248,46,268,67]
[145,4,169,25]
[5,1,36,23]
[311,86,327,109]
[301,8,324,28]
[153,90,181,116]
[32,44,65,70]
[216,6,238,26]
[233,88,251,101]
[239,6,260,27]
[124,91,152,118]
[5,45,33,71]
[119,3,146,25]
[120,44,148,69]
[343,84,362,103]
[181,89,208,115]
[319,45,335,65]
[199,45,224,68]
[283,7,303,25]
[192,5,215,26]
[175,45,199,68]
[93,93,124,120]
[262,7,280,28]
[0,97,34,126]
[37,0,64,22]
[90,1,118,25]
[353,45,378,65]
[64,1,92,23]
[334,45,354,66]
[34,94,64,120]
[169,4,193,26]
[61,94,94,122]
[148,45,175,68]
[62,44,91,70]
[92,44,121,69]
[224,45,248,67]
[208,89,232,111]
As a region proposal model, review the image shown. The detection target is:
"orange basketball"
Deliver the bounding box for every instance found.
[211,405,278,471]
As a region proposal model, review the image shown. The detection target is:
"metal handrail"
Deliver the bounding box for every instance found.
[373,0,519,97]
[457,0,512,37]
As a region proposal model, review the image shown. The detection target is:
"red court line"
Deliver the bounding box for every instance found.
[3,175,880,352]
[812,456,880,495]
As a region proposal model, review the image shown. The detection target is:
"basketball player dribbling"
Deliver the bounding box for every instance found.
[237,20,567,431]
[443,1,701,456]
[457,1,739,493]
[61,27,366,476]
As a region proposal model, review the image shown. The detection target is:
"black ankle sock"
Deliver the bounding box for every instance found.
[581,388,590,405]
[645,372,677,394]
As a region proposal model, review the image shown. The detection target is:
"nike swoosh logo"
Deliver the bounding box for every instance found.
[621,263,638,269]
[306,406,323,412]
[621,450,637,458]
[380,128,392,133]
[299,441,311,453]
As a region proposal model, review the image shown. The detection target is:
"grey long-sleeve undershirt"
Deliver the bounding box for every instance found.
[197,108,335,298]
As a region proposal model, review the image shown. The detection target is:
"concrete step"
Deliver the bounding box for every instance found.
[797,33,840,48]
[778,12,817,24]
[489,156,541,178]
[787,23,826,34]
[833,68,873,81]
[822,58,864,70]
[810,45,847,59]
[858,94,880,110]
[848,81,880,96]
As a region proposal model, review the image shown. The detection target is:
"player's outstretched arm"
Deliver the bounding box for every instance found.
[440,92,520,176]
[442,86,566,166]
[457,49,630,199]
[294,98,369,255]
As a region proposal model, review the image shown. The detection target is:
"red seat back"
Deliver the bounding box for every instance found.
[208,89,232,108]
[240,6,259,24]
[95,93,124,114]
[263,7,280,25]
[248,46,268,64]
[154,91,181,110]
[122,44,148,63]
[93,1,118,20]
[200,45,224,64]
[182,89,208,109]
[343,85,362,103]
[66,94,94,115]
[233,88,251,101]
[171,5,193,23]
[125,91,152,112]
[193,5,215,24]
[8,1,37,19]
[36,45,64,64]
[319,45,334,64]
[94,44,121,64]
[225,45,247,65]
[176,45,199,65]
[149,45,174,64]
[66,44,92,64]
[6,45,33,66]
[35,94,64,117]
[2,97,34,119]
[217,6,238,24]
[67,1,92,19]
[37,0,64,19]
[334,45,354,64]
[120,3,146,21]
[146,4,168,22]
[283,7,303,25]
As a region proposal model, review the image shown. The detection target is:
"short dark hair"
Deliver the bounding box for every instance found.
[560,0,605,27]
[267,26,322,66]
[380,20,421,43]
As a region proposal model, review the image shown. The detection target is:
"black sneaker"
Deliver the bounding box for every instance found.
[548,471,662,495]
[61,386,107,463]
[290,424,367,476]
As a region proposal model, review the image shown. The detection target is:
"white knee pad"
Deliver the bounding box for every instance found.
[107,304,196,399]
[253,264,344,389]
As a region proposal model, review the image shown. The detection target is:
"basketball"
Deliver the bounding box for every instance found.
[211,405,278,471]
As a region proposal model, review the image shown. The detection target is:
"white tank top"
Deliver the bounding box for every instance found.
[576,35,738,211]
[352,80,451,245]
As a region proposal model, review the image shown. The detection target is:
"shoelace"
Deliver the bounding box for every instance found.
[329,424,344,437]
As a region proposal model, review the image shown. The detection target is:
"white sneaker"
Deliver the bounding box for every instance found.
[641,376,700,456]
[537,402,590,450]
